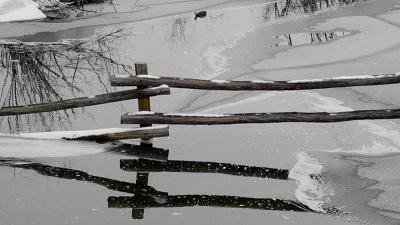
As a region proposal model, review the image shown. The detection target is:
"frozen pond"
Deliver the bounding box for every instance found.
[2,0,400,224]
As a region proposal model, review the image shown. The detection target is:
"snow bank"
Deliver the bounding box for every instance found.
[0,0,46,23]
[0,126,169,140]
[1,127,137,140]
[34,0,60,8]
[0,126,169,158]
[0,137,109,158]
[288,152,331,212]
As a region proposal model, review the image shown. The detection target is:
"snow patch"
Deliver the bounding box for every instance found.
[211,80,230,84]
[0,137,109,158]
[164,113,229,117]
[252,16,400,70]
[0,0,46,23]
[115,74,130,78]
[289,152,332,212]
[149,84,169,89]
[127,111,155,116]
[140,138,153,145]
[137,75,160,79]
[251,80,275,84]
[0,126,168,158]
[1,127,137,140]
[287,74,400,83]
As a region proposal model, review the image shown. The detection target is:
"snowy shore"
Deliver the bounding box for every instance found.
[0,0,45,22]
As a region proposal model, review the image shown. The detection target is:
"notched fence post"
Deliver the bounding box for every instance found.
[133,62,151,219]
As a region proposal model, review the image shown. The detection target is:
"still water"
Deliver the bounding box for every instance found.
[1,0,400,224]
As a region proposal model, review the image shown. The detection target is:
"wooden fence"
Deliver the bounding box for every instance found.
[107,63,395,218]
[5,62,379,219]
[110,64,400,126]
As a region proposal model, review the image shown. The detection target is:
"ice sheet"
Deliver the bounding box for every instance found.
[0,0,45,23]
[252,16,400,70]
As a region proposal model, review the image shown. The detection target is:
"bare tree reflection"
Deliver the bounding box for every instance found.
[0,29,134,131]
[170,17,188,42]
[274,31,351,47]
[265,0,360,21]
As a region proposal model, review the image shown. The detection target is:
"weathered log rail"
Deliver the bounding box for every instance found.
[121,109,400,125]
[0,86,170,117]
[65,126,169,143]
[110,73,400,91]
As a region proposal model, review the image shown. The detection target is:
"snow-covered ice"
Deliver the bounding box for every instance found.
[0,0,45,23]
[0,137,108,158]
[288,152,330,212]
[0,126,167,157]
[252,16,400,70]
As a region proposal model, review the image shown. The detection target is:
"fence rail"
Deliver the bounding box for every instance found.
[0,86,170,117]
[64,126,169,143]
[110,73,400,91]
[121,109,400,125]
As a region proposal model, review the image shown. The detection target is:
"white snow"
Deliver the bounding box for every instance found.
[252,16,400,70]
[203,46,231,80]
[125,125,168,131]
[287,73,400,83]
[0,137,109,158]
[115,74,130,78]
[127,111,155,116]
[164,113,229,117]
[140,138,153,145]
[0,126,168,158]
[149,84,169,89]
[88,95,95,99]
[137,75,160,79]
[251,80,275,84]
[285,91,400,212]
[34,0,61,7]
[0,0,46,23]
[1,127,145,140]
[379,9,400,25]
[210,80,230,84]
[288,152,331,212]
[304,91,400,155]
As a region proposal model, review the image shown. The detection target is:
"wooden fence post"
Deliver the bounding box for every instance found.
[133,62,151,219]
